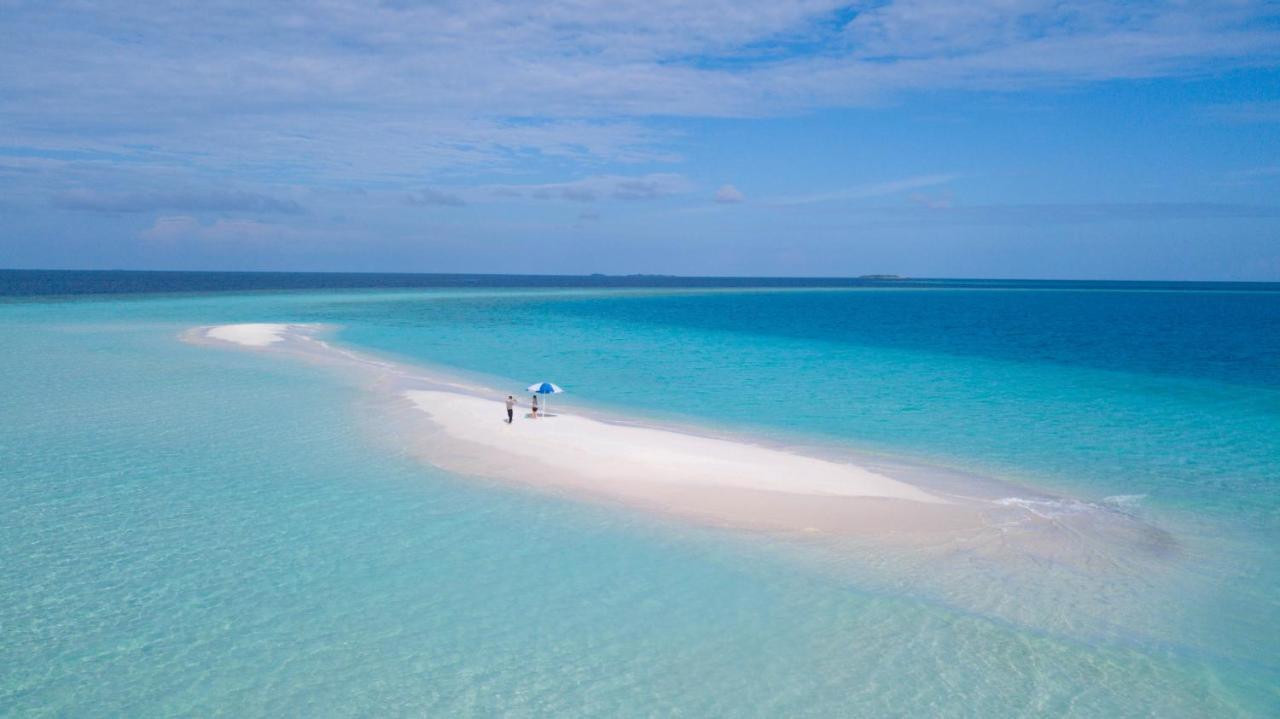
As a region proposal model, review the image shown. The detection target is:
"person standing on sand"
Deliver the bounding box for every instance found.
[505,395,516,423]
[531,394,539,418]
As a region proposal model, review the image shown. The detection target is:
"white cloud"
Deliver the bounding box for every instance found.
[140,215,296,242]
[714,184,745,203]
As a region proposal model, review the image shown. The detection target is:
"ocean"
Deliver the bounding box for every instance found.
[2,270,1277,716]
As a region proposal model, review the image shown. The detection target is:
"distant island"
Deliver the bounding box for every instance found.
[590,273,675,278]
[582,273,909,281]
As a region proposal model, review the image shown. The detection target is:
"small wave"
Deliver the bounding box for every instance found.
[995,494,1150,525]
[994,496,1096,520]
[1103,494,1146,507]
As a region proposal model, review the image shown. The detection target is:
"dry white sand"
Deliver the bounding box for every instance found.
[204,323,291,347]
[404,390,944,505]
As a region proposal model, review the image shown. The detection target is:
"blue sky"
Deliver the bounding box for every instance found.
[2,1,1278,279]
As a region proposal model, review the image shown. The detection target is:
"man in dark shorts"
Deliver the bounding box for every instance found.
[505,395,516,423]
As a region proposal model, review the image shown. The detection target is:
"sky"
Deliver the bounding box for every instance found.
[1,1,1278,280]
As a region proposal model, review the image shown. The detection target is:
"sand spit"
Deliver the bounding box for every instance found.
[188,323,1176,561]
[404,391,944,504]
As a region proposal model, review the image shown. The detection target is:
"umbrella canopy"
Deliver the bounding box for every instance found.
[526,381,564,394]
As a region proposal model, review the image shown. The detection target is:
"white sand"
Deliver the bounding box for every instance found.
[404,390,945,504]
[205,323,291,347]
[187,323,1173,550]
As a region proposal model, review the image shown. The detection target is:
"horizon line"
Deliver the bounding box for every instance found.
[3,267,1279,286]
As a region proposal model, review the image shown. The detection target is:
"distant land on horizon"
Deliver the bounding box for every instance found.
[2,267,1278,299]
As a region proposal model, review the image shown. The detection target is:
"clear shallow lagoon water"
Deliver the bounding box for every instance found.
[2,271,1278,716]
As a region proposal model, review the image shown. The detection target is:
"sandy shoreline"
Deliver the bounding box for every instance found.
[192,322,1175,558]
[404,390,945,504]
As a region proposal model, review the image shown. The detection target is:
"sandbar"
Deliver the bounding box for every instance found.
[188,323,1174,556]
[404,390,943,505]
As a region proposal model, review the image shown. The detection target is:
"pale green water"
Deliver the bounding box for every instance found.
[2,281,1278,716]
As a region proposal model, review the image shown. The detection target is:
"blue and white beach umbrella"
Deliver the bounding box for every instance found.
[526,381,563,415]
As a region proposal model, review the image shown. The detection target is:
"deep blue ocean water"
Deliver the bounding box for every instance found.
[2,270,1278,716]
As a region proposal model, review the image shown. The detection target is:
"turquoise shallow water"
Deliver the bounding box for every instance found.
[2,278,1278,716]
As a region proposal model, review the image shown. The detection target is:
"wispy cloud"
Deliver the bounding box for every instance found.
[490,174,693,203]
[909,190,954,209]
[140,215,298,242]
[1230,166,1280,179]
[963,202,1280,223]
[845,201,1280,225]
[404,188,466,208]
[52,188,305,214]
[1205,100,1280,124]
[772,173,960,206]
